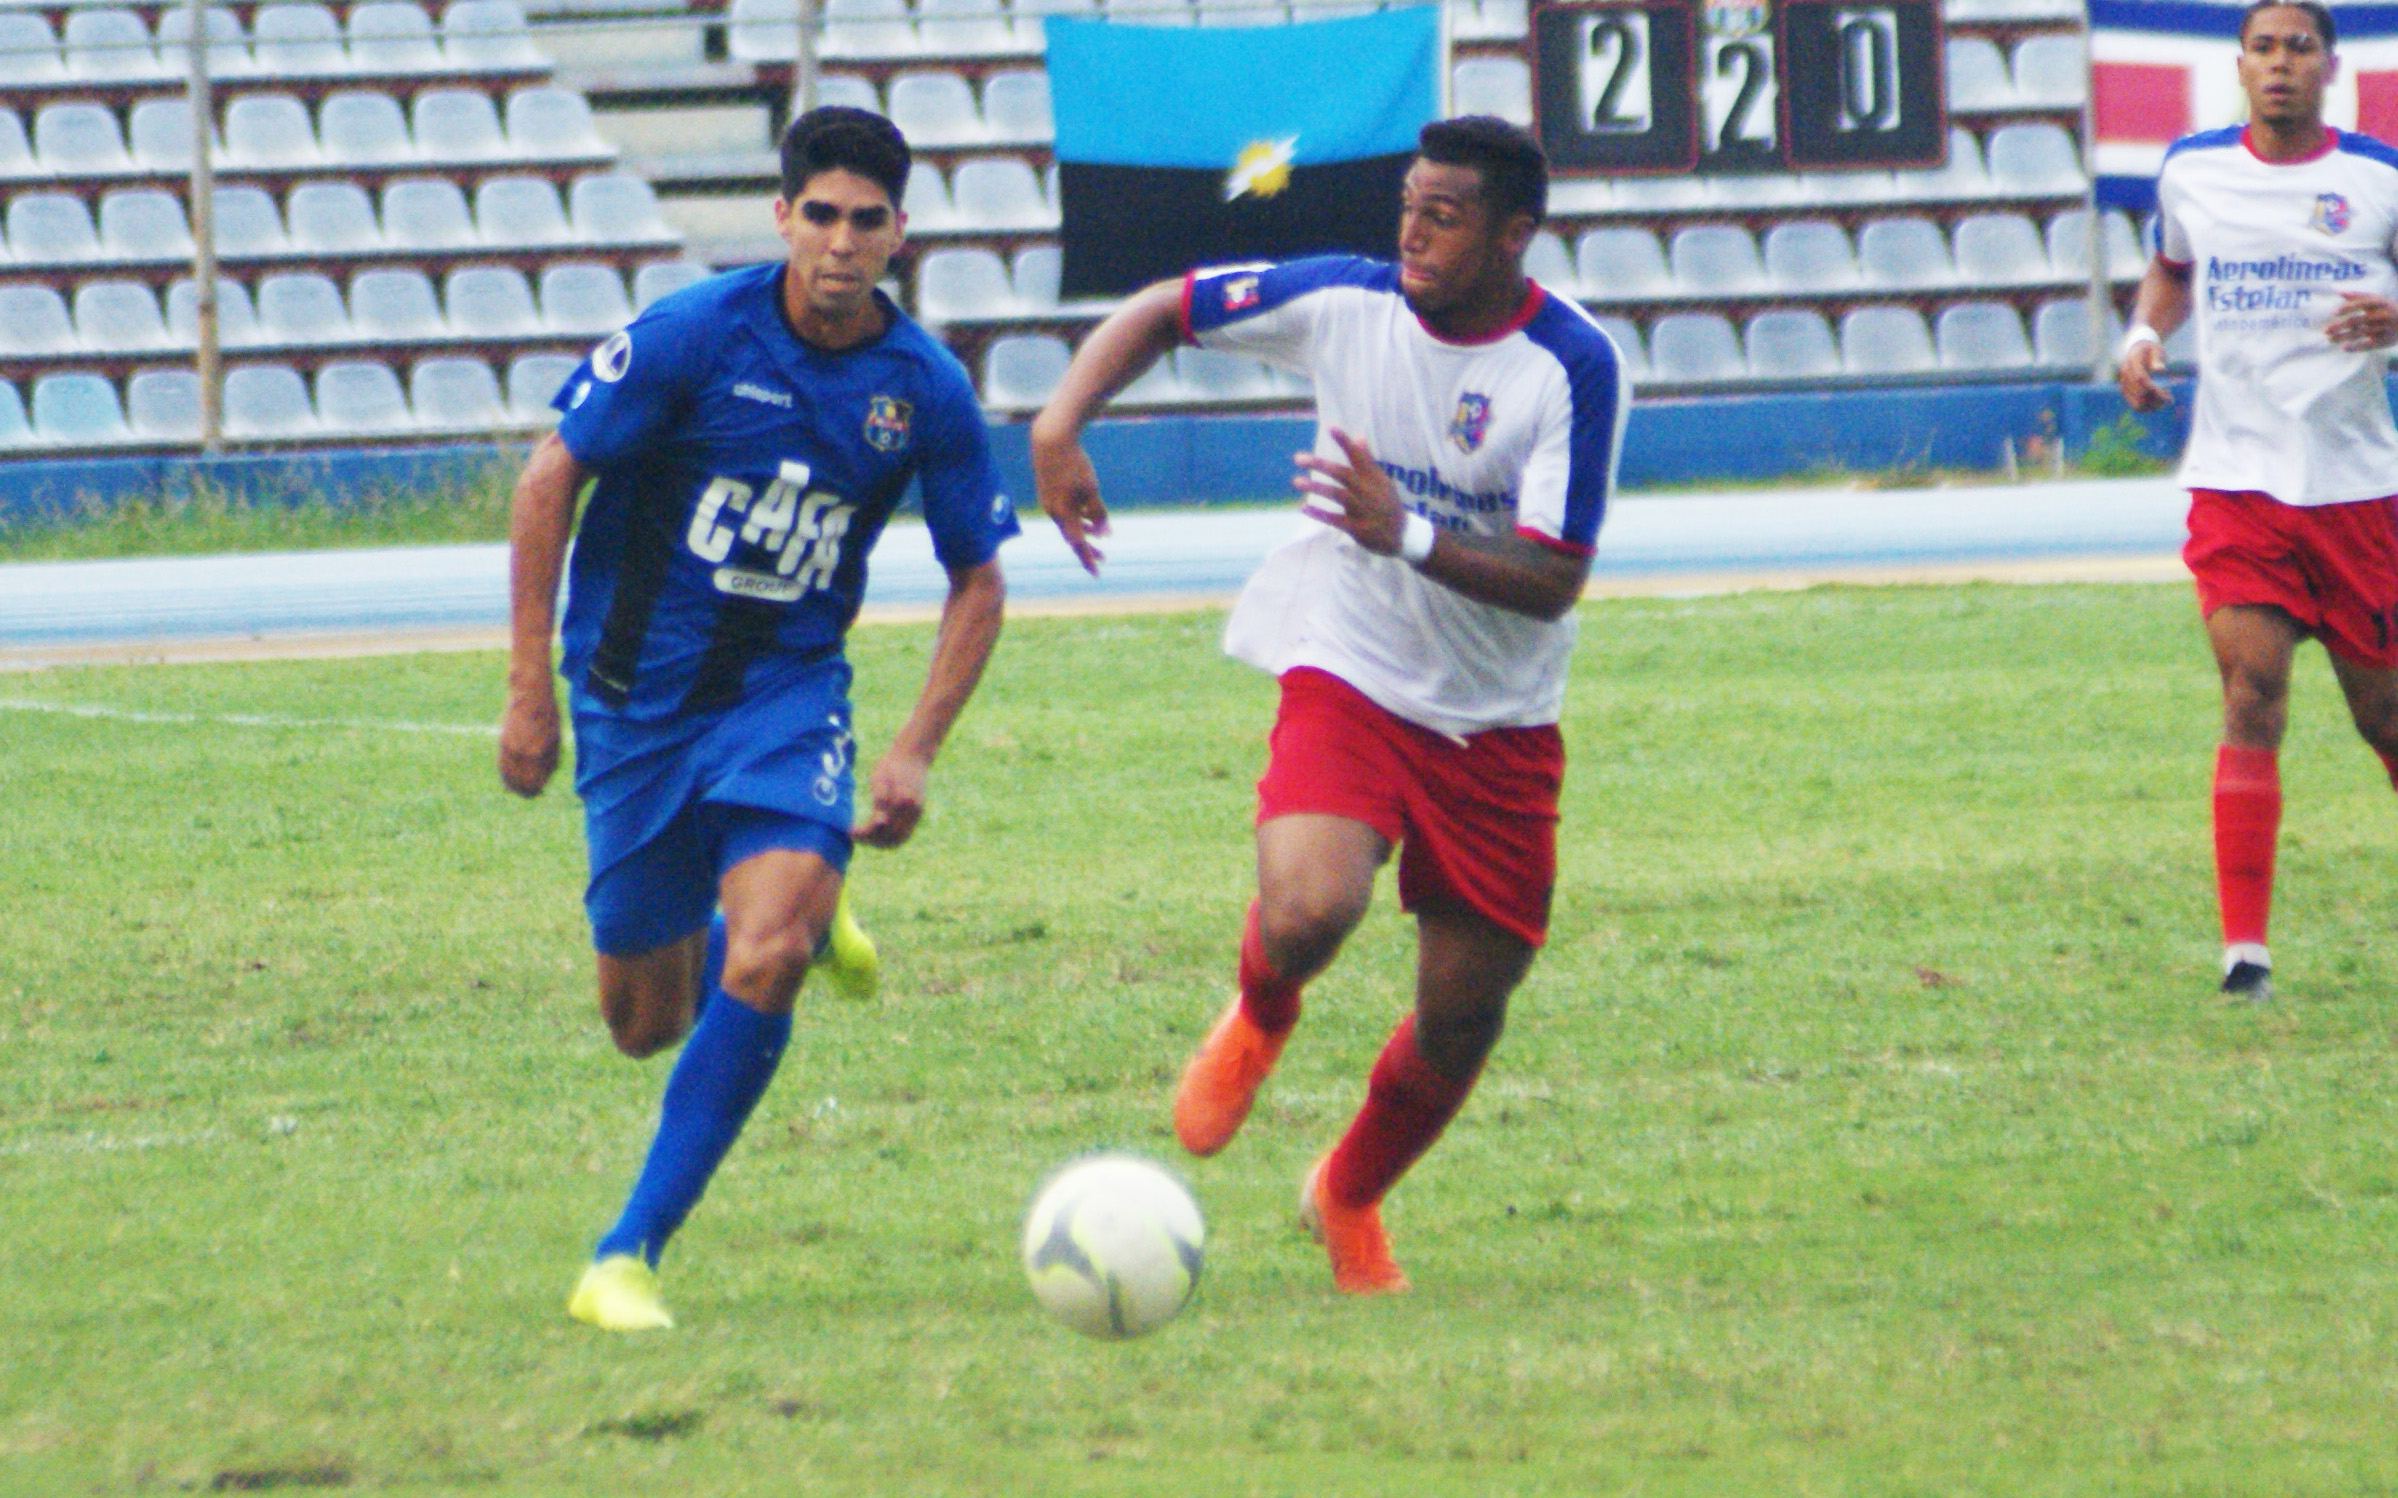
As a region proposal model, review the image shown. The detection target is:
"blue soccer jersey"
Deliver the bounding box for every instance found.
[552,264,1017,722]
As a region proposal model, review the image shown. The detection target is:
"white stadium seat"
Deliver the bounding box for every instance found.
[210,187,291,256]
[539,262,633,332]
[76,280,173,352]
[1592,314,1647,382]
[287,182,387,253]
[2045,209,2144,280]
[2012,34,2087,107]
[1936,301,2033,369]
[1945,37,2014,110]
[1450,56,1531,126]
[1858,215,1954,288]
[167,278,265,346]
[918,0,1022,54]
[63,9,165,82]
[507,353,581,421]
[982,333,1069,408]
[8,193,104,263]
[251,4,351,74]
[478,176,574,245]
[572,174,676,242]
[915,247,1013,319]
[349,1,445,72]
[0,382,31,447]
[128,370,202,439]
[1841,305,1936,374]
[411,357,509,429]
[317,360,417,432]
[446,265,543,335]
[0,13,66,85]
[156,5,254,77]
[383,178,480,249]
[1669,225,1766,294]
[321,90,418,165]
[224,94,324,168]
[257,272,355,344]
[1576,228,1671,300]
[1524,230,1575,293]
[633,260,712,309]
[2033,296,2117,368]
[984,70,1054,143]
[415,89,512,160]
[35,103,133,174]
[444,0,545,69]
[1763,220,1859,291]
[507,87,611,157]
[1952,212,2051,284]
[1745,309,1840,379]
[0,111,34,177]
[34,374,132,445]
[1986,123,2084,195]
[889,71,988,147]
[1647,313,1744,383]
[224,363,321,437]
[351,267,448,339]
[1894,126,1990,199]
[951,159,1051,228]
[130,99,217,170]
[98,190,195,260]
[0,285,79,356]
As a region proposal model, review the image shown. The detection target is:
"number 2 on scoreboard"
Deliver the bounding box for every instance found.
[1580,11,1653,133]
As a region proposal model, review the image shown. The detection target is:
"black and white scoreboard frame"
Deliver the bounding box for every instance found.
[1528,0,1949,176]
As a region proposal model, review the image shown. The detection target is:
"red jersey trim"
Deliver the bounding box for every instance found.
[1177,271,1198,345]
[2243,123,2337,164]
[1417,282,1547,347]
[1517,524,1595,557]
[2157,254,2194,270]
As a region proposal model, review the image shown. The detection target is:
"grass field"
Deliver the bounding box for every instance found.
[7,584,2398,1496]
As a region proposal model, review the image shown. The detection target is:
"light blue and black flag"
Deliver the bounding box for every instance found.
[1045,7,1442,297]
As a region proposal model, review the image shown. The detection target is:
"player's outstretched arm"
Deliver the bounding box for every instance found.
[499,433,587,798]
[856,556,1006,849]
[1030,279,1186,575]
[1296,429,1589,621]
[2118,259,2192,413]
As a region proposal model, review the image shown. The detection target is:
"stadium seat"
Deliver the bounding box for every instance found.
[1576,228,1671,300]
[210,187,291,256]
[350,267,447,339]
[2045,208,2144,280]
[385,178,480,249]
[1013,0,1099,49]
[889,71,988,147]
[633,259,712,309]
[0,382,30,448]
[1197,0,1283,29]
[99,190,195,260]
[411,357,508,428]
[257,272,356,344]
[252,4,351,74]
[820,0,919,58]
[63,9,164,82]
[1647,313,1744,383]
[1762,220,1858,291]
[983,333,1070,408]
[127,369,202,439]
[1986,123,2083,195]
[1952,212,2050,284]
[507,352,579,421]
[1893,126,1989,199]
[415,89,511,160]
[0,111,33,177]
[1010,245,1061,309]
[1840,305,1936,374]
[1935,301,2033,369]
[33,373,131,445]
[2163,318,2195,366]
[1452,0,1528,40]
[817,74,883,113]
[572,174,676,242]
[540,261,632,332]
[224,363,320,436]
[901,166,957,231]
[1710,172,1814,211]
[1804,169,1904,206]
[478,176,572,245]
[1948,0,2078,17]
[506,87,610,158]
[915,247,1012,319]
[0,285,79,355]
[156,5,253,77]
[918,0,1021,54]
[225,95,324,168]
[8,194,103,264]
[951,159,1052,228]
[1944,37,2013,110]
[2032,295,2115,368]
[446,265,542,335]
[1104,0,1193,27]
[130,99,216,170]
[983,70,1054,143]
[728,0,804,61]
[35,103,133,174]
[1115,355,1182,405]
[1592,314,1648,382]
[1178,346,1276,401]
[321,91,417,165]
[348,1,444,71]
[2012,34,2087,107]
[316,360,416,432]
[1857,216,1954,287]
[0,13,66,85]
[287,182,386,252]
[1612,174,1714,210]
[166,277,264,346]
[1511,230,1569,293]
[1744,309,1840,380]
[443,0,544,69]
[1669,225,1766,295]
[1450,56,1532,126]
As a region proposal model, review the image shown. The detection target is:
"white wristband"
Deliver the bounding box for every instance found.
[2122,324,2163,357]
[1399,511,1437,565]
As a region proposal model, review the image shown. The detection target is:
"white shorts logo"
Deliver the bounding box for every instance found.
[591,331,633,383]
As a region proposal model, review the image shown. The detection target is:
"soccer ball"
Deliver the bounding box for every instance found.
[1020,1153,1205,1339]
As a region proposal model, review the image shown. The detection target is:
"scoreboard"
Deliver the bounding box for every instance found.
[1529,0,1948,176]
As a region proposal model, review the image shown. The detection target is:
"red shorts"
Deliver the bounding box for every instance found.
[2185,488,2398,667]
[1256,667,1563,947]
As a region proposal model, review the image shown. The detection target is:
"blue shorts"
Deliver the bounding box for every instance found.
[572,660,857,957]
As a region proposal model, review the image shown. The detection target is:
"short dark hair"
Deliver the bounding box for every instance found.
[1417,116,1548,228]
[2240,0,2335,50]
[779,106,911,206]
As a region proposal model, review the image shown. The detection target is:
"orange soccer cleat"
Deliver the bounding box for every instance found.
[1172,997,1289,1157]
[1300,1154,1409,1296]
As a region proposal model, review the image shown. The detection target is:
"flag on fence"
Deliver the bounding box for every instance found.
[2092,0,2398,213]
[1045,7,1442,297]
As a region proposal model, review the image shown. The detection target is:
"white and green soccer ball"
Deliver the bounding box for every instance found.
[1020,1153,1205,1339]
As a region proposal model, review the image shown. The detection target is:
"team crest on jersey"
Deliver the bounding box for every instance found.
[2313,192,2353,236]
[1222,275,1261,312]
[1450,392,1493,453]
[864,395,912,453]
[591,331,632,383]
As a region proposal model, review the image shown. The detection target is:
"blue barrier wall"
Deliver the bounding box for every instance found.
[0,377,2206,521]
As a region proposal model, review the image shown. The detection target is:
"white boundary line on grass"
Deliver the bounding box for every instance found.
[0,696,498,736]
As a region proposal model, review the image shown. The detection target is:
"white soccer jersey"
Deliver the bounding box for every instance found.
[2158,126,2398,506]
[1184,257,1630,737]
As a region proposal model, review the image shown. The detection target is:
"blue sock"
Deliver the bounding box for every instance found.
[596,988,790,1267]
[691,913,727,1023]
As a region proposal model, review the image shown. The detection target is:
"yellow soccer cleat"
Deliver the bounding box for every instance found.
[567,1254,675,1332]
[821,885,880,1002]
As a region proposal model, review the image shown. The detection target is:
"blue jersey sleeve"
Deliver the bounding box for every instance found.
[915,353,1018,571]
[552,305,708,469]
[1181,256,1393,373]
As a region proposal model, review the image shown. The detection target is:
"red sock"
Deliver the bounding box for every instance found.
[1237,902,1302,1036]
[2213,744,2281,947]
[1325,1015,1480,1210]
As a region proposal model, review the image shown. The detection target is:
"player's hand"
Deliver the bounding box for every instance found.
[1031,418,1110,576]
[2117,339,2173,412]
[497,678,561,798]
[1293,428,1405,555]
[855,747,929,849]
[2326,292,2398,352]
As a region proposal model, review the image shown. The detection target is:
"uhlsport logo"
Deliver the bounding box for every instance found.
[864,394,912,453]
[591,330,632,383]
[1450,392,1493,454]
[2313,192,2353,236]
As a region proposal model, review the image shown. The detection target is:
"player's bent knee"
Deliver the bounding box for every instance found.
[1417,1003,1507,1077]
[721,924,816,1009]
[1257,884,1369,963]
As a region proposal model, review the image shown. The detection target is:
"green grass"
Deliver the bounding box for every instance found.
[0,468,521,562]
[6,586,2398,1495]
